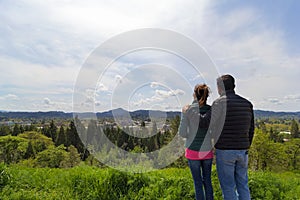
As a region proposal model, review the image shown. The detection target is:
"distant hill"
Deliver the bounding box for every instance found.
[0,109,181,120]
[0,111,72,119]
[254,110,300,119]
[0,109,299,120]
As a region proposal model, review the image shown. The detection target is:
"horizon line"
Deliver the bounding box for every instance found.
[1,108,300,113]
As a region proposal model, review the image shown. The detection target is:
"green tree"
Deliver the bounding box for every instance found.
[258,121,267,133]
[87,120,97,146]
[170,115,180,134]
[19,125,25,133]
[249,129,288,171]
[18,131,53,153]
[290,119,299,138]
[285,138,300,170]
[24,141,35,159]
[0,125,11,136]
[149,121,159,151]
[49,120,57,142]
[55,126,66,147]
[66,121,88,160]
[0,136,28,164]
[24,124,36,132]
[74,116,86,145]
[12,123,20,136]
[60,145,81,168]
[41,126,51,138]
[269,127,277,142]
[34,145,68,168]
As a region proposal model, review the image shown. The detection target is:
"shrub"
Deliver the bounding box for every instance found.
[0,163,11,190]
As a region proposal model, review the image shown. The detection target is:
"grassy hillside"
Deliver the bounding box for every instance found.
[1,164,299,200]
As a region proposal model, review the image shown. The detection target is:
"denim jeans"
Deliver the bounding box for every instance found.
[216,149,251,200]
[188,159,214,200]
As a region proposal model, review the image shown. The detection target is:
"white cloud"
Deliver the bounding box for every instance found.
[0,56,79,89]
[150,82,160,88]
[129,88,185,110]
[97,83,109,92]
[156,89,185,98]
[43,98,52,105]
[1,0,299,111]
[115,75,123,84]
[190,4,300,111]
[284,94,300,102]
[0,94,19,100]
[267,98,282,104]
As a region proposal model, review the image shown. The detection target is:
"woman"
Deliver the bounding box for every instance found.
[178,84,214,200]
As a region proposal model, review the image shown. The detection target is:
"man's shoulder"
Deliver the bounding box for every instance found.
[212,93,253,108]
[212,95,227,105]
[234,93,253,107]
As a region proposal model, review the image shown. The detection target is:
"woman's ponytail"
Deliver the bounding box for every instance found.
[194,84,210,106]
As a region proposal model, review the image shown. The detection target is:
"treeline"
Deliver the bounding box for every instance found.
[0,116,300,171]
[249,119,300,171]
[81,117,180,153]
[0,116,181,168]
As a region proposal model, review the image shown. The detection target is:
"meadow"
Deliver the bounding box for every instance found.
[1,163,300,200]
[1,117,300,199]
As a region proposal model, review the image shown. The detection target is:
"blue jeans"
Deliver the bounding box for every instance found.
[216,149,250,200]
[188,159,214,200]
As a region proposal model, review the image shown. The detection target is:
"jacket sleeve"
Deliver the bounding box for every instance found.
[248,105,255,146]
[178,111,189,138]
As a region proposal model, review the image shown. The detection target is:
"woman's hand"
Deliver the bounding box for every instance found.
[182,104,190,113]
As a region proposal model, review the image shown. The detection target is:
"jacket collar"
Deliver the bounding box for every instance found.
[220,89,235,96]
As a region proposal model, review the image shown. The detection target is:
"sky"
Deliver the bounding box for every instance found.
[0,0,300,112]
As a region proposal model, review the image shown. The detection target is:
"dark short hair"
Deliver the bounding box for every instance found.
[217,74,235,91]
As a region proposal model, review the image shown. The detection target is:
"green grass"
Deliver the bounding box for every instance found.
[1,163,300,200]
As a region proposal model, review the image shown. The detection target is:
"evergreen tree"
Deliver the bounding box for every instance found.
[291,119,299,138]
[41,126,51,138]
[74,116,86,145]
[49,120,58,142]
[118,127,129,149]
[56,126,66,146]
[19,125,25,133]
[12,123,20,136]
[269,127,277,142]
[149,121,159,151]
[87,120,97,145]
[0,125,11,136]
[156,131,164,148]
[66,121,76,147]
[66,121,88,160]
[259,121,267,133]
[24,141,35,159]
[170,115,180,134]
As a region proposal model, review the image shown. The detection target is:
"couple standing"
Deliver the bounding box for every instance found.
[178,74,254,200]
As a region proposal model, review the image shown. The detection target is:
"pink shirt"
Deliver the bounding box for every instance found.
[185,148,214,160]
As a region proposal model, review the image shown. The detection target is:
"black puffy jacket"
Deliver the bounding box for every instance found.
[199,90,254,150]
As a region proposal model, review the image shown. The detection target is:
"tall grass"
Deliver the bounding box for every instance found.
[0,163,299,200]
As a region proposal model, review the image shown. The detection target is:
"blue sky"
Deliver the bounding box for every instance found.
[0,0,299,112]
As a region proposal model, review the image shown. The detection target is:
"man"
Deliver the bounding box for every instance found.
[191,74,254,200]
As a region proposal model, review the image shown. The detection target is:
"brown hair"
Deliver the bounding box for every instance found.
[194,84,210,106]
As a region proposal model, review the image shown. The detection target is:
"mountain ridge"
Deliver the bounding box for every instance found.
[0,109,299,119]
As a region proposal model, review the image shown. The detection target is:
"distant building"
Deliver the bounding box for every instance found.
[280,131,291,135]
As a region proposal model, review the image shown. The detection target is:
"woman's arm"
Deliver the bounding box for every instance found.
[178,107,189,138]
